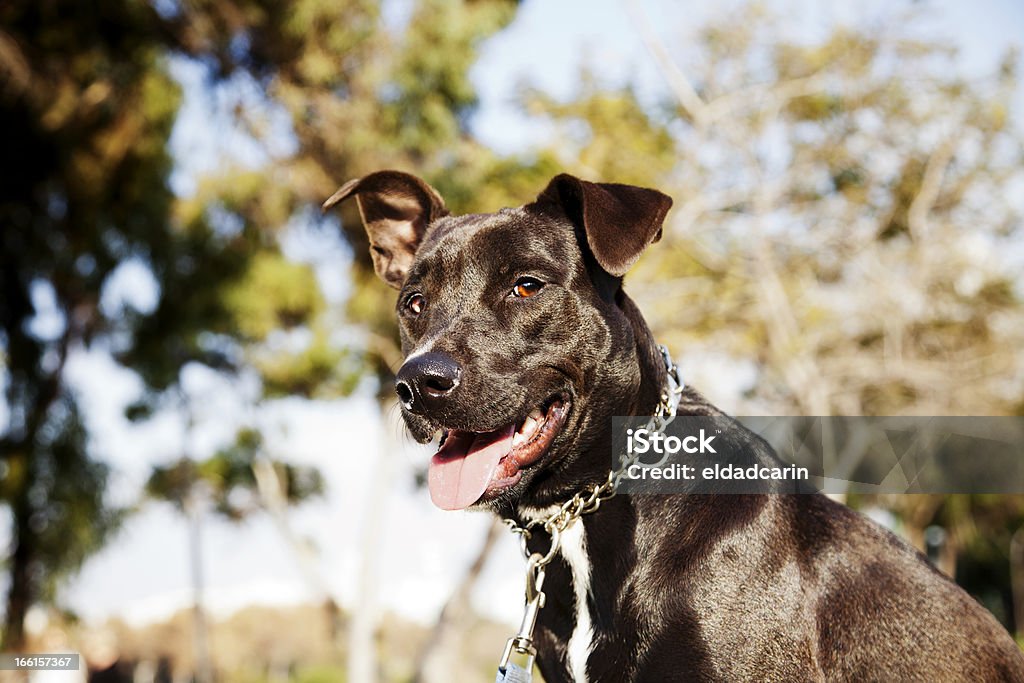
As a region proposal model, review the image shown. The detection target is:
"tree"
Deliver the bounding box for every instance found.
[0,0,330,645]
[0,0,188,648]
[1,0,544,661]
[528,2,1023,417]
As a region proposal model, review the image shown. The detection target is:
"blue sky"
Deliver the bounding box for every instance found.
[56,0,1024,638]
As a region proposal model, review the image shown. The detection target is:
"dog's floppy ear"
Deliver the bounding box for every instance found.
[323,170,448,288]
[537,174,672,277]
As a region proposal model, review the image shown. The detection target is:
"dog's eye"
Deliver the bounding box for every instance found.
[404,292,426,316]
[511,277,544,298]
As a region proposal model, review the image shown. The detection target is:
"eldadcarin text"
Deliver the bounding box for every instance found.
[624,428,809,482]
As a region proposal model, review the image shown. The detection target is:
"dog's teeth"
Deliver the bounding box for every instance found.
[518,415,540,440]
[511,408,545,448]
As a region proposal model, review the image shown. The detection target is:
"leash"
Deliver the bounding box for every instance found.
[495,345,684,682]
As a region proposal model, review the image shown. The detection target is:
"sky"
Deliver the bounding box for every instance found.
[50,0,1024,646]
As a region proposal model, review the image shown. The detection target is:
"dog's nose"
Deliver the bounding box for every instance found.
[395,352,462,415]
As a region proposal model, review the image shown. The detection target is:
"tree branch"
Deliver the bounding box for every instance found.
[622,0,709,127]
[907,136,957,239]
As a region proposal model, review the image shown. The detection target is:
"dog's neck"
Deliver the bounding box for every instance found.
[618,290,668,418]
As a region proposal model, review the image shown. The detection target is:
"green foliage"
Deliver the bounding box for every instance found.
[146,428,323,522]
[17,397,124,606]
[524,80,677,186]
[257,333,363,399]
[0,0,194,647]
[224,253,324,341]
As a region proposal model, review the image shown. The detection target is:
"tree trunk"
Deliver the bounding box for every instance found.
[252,458,344,647]
[347,408,397,683]
[1,339,67,651]
[2,497,34,651]
[187,499,214,683]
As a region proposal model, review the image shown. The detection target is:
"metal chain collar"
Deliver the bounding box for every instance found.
[502,344,684,565]
[496,345,684,677]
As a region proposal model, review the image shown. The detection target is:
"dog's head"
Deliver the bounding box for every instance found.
[325,170,671,511]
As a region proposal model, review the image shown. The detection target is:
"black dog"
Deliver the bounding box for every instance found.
[326,171,1024,682]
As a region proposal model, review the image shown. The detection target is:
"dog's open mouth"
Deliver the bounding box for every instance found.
[427,396,569,510]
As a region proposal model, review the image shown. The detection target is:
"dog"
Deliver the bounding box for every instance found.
[325,170,1024,682]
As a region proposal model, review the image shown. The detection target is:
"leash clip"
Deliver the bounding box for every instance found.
[497,556,546,679]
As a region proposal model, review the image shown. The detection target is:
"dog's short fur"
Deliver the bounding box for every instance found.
[327,171,1024,682]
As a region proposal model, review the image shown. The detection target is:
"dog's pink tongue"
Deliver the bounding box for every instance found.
[429,425,514,510]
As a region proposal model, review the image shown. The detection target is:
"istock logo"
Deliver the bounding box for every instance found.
[627,428,717,455]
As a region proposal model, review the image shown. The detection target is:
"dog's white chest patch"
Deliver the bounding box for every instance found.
[560,520,594,683]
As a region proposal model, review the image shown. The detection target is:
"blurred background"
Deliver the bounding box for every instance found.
[1,0,1023,681]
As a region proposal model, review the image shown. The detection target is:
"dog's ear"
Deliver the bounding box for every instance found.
[323,170,448,288]
[537,174,672,277]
